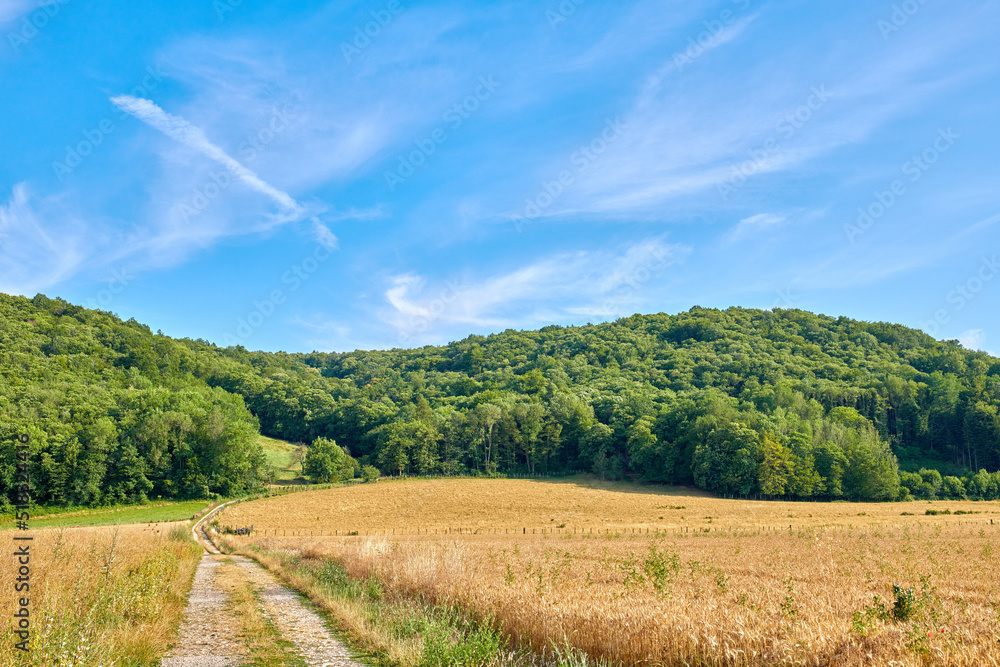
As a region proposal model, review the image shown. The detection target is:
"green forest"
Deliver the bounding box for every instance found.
[3,292,1000,509]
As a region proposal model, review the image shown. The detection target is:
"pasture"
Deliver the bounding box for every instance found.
[260,434,306,483]
[0,499,211,531]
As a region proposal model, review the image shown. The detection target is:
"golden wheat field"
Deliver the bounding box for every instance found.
[0,522,201,666]
[221,477,1000,534]
[220,479,1000,666]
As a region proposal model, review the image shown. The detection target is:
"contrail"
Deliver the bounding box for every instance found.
[111,95,301,212]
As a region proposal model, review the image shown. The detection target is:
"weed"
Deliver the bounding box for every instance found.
[781,579,798,619]
[643,543,680,594]
[851,595,889,636]
[169,524,192,542]
[714,569,730,593]
[421,615,505,666]
[892,585,916,622]
[551,641,595,666]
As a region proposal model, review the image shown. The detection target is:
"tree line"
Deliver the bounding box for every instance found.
[3,294,1000,508]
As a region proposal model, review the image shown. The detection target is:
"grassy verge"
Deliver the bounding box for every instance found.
[0,523,202,665]
[0,499,211,530]
[214,535,578,667]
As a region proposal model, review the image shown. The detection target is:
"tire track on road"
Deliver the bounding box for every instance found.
[163,499,367,667]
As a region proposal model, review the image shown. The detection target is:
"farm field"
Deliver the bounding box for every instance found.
[219,479,1000,666]
[0,522,201,665]
[220,477,1000,534]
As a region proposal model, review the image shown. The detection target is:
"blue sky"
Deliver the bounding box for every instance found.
[1,0,998,353]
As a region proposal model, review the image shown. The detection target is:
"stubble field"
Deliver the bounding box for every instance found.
[219,479,1000,666]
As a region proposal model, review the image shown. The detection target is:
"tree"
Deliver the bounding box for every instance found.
[693,422,760,496]
[785,432,822,498]
[626,418,658,479]
[7,293,1000,510]
[473,404,502,473]
[579,423,614,473]
[290,445,307,470]
[842,432,899,501]
[758,436,793,496]
[304,437,355,483]
[941,475,966,499]
[813,441,847,497]
[512,403,545,473]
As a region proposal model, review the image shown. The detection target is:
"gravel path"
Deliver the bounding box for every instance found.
[160,554,244,667]
[233,555,367,667]
[162,501,367,667]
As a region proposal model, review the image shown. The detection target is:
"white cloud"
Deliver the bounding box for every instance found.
[537,10,990,219]
[726,213,785,242]
[381,238,689,344]
[312,219,339,250]
[111,95,302,212]
[0,183,83,295]
[960,329,986,351]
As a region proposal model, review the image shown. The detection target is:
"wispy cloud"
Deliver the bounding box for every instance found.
[0,0,41,25]
[534,8,995,220]
[792,211,1000,292]
[0,183,83,295]
[381,238,689,344]
[111,95,302,212]
[726,213,785,242]
[312,220,339,250]
[960,328,986,351]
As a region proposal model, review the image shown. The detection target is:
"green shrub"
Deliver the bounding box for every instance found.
[892,585,916,622]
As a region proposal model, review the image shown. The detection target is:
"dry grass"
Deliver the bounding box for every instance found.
[215,535,556,667]
[220,479,1000,666]
[0,522,201,666]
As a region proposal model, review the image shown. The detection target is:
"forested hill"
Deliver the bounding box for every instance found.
[3,292,1000,508]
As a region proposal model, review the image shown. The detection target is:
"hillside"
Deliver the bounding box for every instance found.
[3,293,1000,507]
[0,293,266,506]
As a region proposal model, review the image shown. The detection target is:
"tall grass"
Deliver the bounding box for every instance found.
[216,533,568,667]
[0,523,201,666]
[228,521,1000,666]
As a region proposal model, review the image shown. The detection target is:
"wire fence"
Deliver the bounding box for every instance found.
[216,517,999,539]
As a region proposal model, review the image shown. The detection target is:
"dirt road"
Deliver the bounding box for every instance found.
[161,502,366,667]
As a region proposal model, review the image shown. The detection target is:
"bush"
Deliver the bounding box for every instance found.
[941,475,966,499]
[361,465,381,483]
